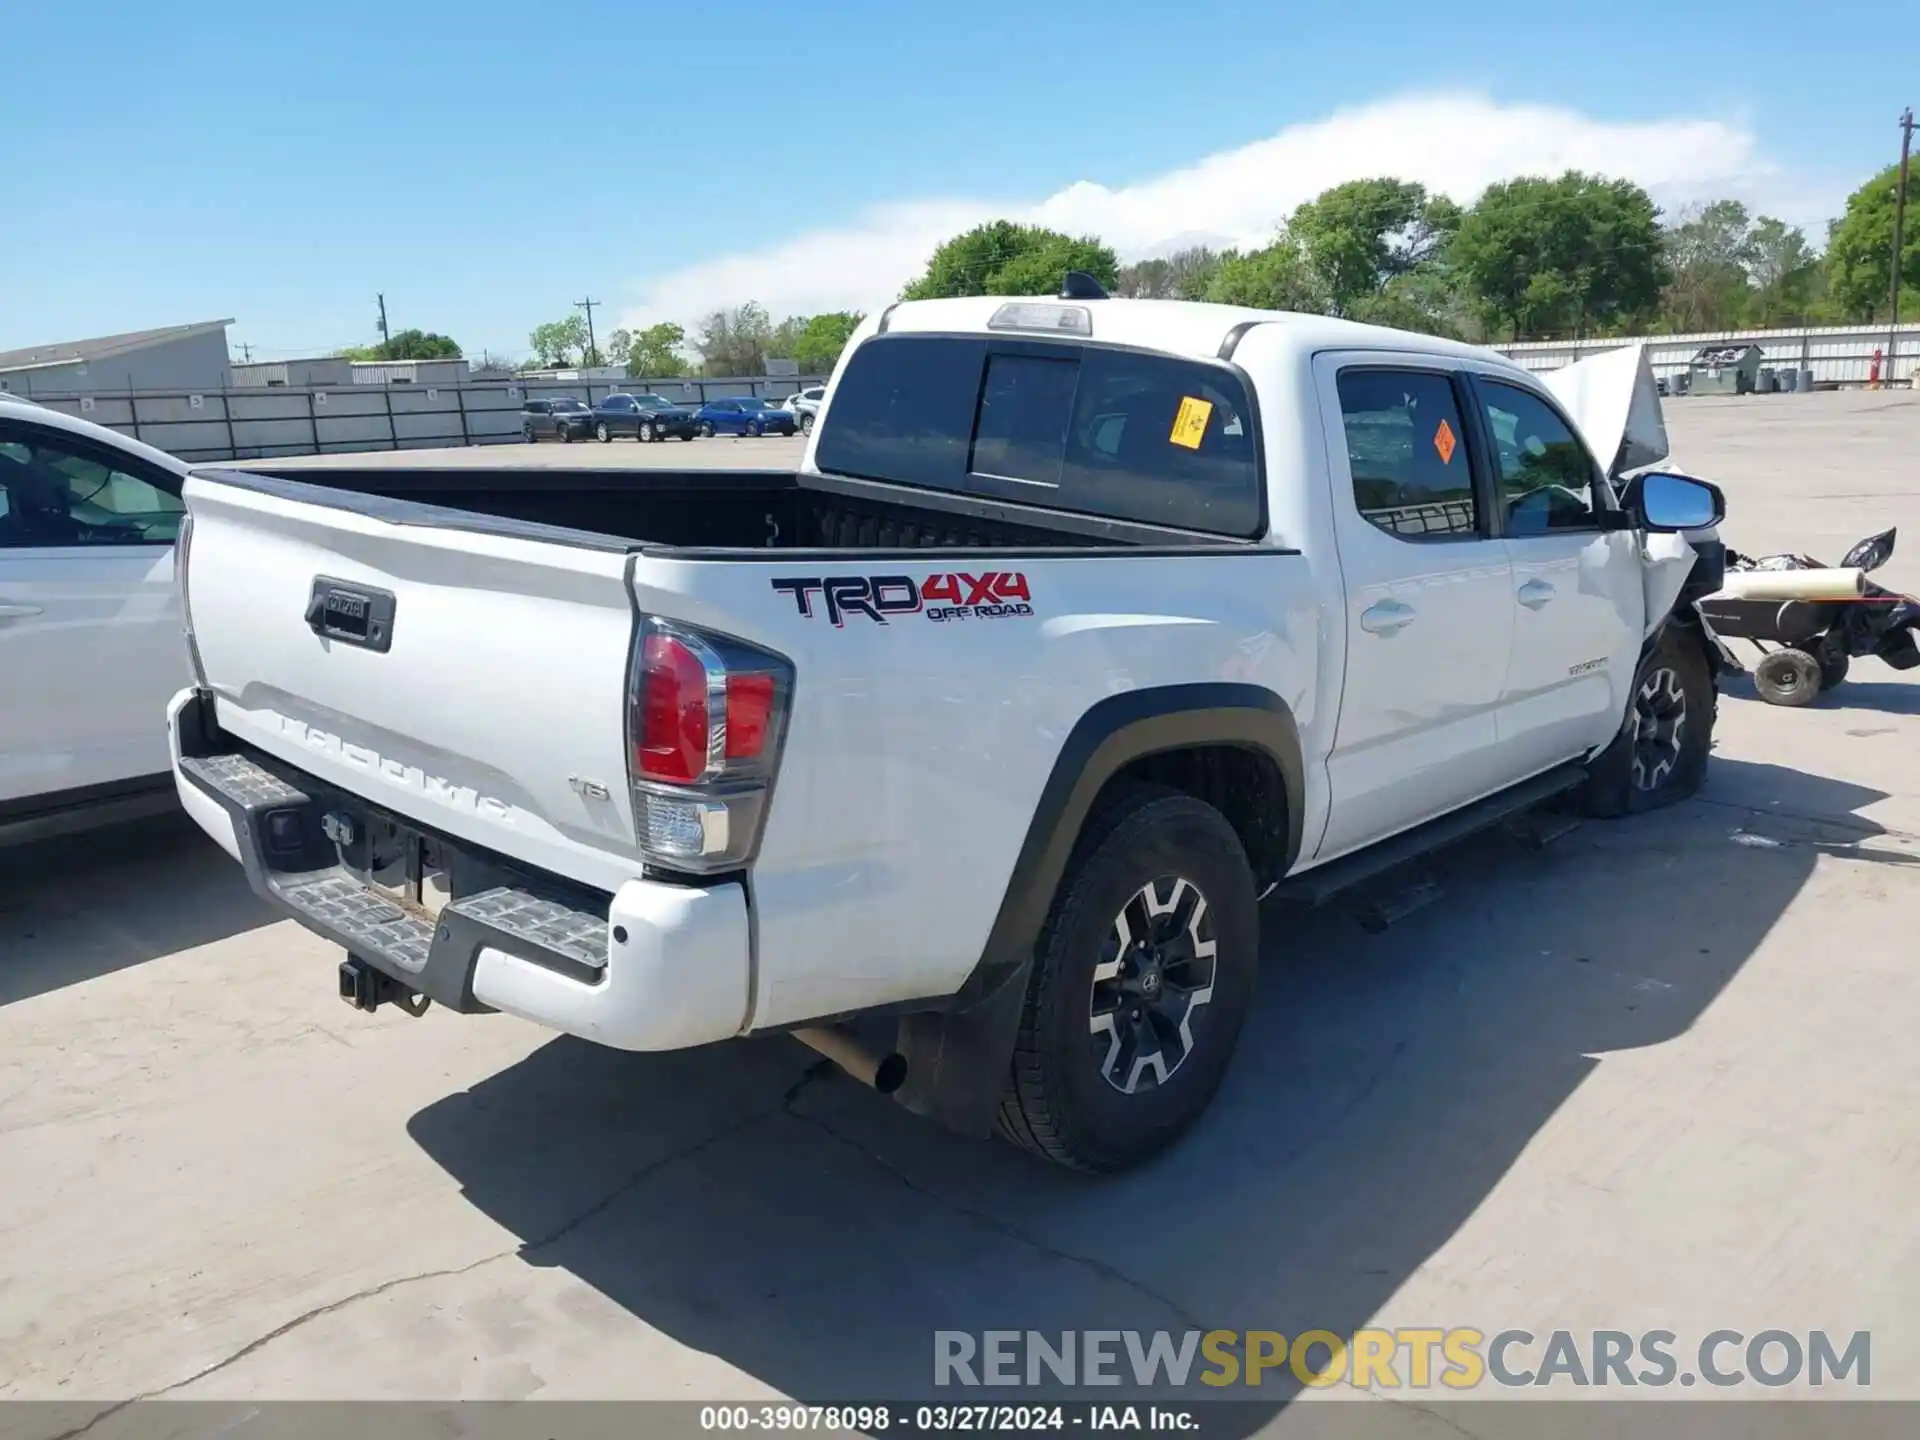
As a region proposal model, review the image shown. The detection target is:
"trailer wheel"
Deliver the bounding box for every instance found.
[997,787,1257,1173]
[1754,647,1823,706]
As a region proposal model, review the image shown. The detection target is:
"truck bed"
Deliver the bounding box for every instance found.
[197,465,1254,554]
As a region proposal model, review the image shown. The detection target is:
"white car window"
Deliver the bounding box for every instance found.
[0,429,184,549]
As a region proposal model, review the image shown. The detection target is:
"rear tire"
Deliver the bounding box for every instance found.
[997,787,1258,1173]
[699,421,715,437]
[1754,647,1823,706]
[801,413,815,435]
[595,422,611,443]
[1576,623,1716,817]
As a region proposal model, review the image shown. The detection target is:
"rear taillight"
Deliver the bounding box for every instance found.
[626,617,793,873]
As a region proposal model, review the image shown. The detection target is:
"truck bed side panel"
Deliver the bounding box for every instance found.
[629,551,1318,1029]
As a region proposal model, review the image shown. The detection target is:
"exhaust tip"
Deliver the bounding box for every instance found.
[872,1052,909,1096]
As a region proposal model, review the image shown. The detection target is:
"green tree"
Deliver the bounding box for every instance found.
[338,330,463,361]
[1450,172,1668,340]
[1201,237,1328,312]
[901,220,1119,299]
[627,322,691,377]
[605,328,633,367]
[1117,246,1223,300]
[1658,200,1756,332]
[528,314,590,367]
[1825,162,1920,321]
[791,311,863,372]
[1288,178,1461,317]
[697,303,773,376]
[1747,216,1820,325]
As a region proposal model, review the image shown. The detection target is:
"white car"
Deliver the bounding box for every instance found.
[168,296,1729,1170]
[1,396,191,844]
[783,385,825,434]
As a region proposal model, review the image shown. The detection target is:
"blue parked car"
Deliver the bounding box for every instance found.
[693,396,798,438]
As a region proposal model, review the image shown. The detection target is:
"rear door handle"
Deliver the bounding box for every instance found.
[0,602,45,619]
[1517,579,1556,609]
[1359,600,1416,635]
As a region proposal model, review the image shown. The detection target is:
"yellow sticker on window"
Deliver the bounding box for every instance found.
[1169,396,1213,450]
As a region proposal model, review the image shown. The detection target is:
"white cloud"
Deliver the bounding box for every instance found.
[616,91,1840,336]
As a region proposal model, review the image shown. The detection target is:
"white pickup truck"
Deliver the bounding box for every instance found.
[168,288,1732,1171]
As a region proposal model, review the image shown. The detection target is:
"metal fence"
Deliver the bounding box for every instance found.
[7,374,829,464]
[1494,323,1920,388]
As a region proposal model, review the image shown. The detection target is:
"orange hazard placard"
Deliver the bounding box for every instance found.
[1433,417,1457,464]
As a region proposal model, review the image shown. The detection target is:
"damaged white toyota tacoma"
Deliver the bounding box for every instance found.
[168,283,1732,1171]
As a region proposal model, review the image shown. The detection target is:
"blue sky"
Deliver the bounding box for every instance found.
[0,0,1908,362]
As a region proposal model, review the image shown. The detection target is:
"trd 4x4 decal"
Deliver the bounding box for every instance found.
[771,572,1034,627]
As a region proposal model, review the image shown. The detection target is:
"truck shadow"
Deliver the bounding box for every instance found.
[405,759,1891,1428]
[0,812,279,1007]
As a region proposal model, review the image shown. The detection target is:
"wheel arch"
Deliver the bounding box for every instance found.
[892,682,1302,1137]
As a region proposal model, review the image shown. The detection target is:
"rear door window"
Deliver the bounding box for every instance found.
[815,334,1262,536]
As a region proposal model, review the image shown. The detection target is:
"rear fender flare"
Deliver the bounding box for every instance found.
[892,682,1304,1136]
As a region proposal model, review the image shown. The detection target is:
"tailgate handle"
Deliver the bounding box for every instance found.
[305,577,396,653]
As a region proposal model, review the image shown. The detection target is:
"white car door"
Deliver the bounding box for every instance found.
[0,419,187,811]
[1311,354,1518,861]
[1464,373,1645,773]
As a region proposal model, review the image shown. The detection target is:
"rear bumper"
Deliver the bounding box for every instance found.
[167,688,750,1051]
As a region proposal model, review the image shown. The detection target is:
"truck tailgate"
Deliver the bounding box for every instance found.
[181,472,646,893]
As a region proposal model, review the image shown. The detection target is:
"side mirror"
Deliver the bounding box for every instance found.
[1627,471,1724,533]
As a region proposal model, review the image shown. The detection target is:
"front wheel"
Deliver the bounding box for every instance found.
[746,420,763,437]
[1576,624,1716,817]
[557,425,573,444]
[997,787,1258,1173]
[639,421,656,443]
[522,423,536,443]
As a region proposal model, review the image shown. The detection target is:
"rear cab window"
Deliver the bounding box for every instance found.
[1335,369,1480,540]
[814,334,1263,537]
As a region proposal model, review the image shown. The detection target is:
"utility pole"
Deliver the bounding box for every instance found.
[376,293,391,355]
[1890,107,1914,386]
[238,343,252,362]
[575,296,600,367]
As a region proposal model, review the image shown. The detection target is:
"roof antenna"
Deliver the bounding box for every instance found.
[1060,271,1109,300]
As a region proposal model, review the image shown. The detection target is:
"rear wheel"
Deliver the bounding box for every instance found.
[1577,624,1716,817]
[997,787,1257,1173]
[1754,647,1823,706]
[699,421,715,437]
[595,422,611,443]
[801,412,815,436]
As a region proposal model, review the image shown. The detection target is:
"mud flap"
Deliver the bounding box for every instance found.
[892,958,1032,1138]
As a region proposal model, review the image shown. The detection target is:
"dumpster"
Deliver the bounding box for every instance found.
[1688,343,1764,396]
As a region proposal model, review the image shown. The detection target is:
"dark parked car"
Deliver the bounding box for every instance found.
[592,393,700,443]
[521,396,592,443]
[693,396,797,438]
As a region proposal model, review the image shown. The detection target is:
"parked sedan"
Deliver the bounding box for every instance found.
[592,393,700,443]
[521,396,593,443]
[693,396,798,437]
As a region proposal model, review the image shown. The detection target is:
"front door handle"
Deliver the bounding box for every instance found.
[1517,579,1556,609]
[1359,600,1416,635]
[0,602,45,619]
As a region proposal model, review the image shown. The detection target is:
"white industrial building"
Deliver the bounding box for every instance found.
[0,319,233,396]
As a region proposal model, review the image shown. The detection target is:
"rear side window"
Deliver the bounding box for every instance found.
[815,334,1262,536]
[1335,369,1478,540]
